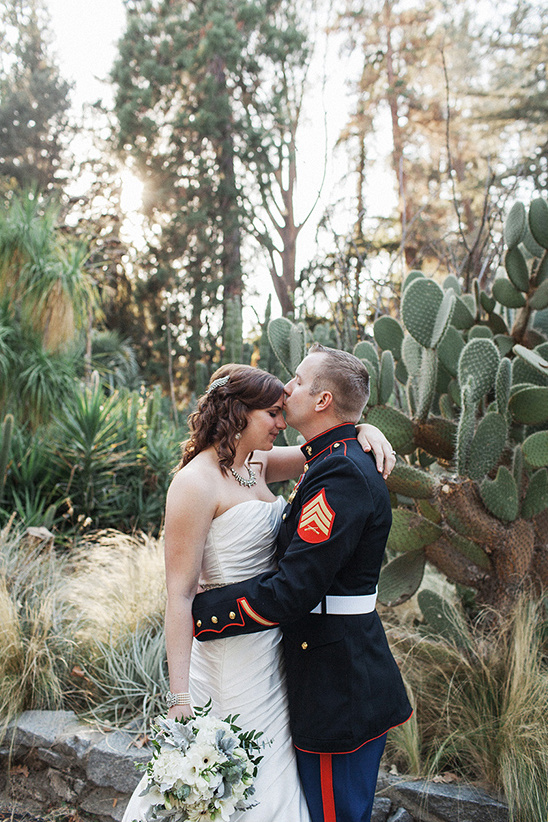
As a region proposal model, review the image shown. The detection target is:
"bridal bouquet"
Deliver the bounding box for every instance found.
[137,703,264,822]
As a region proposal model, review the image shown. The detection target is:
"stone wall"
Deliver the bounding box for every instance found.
[1,711,510,822]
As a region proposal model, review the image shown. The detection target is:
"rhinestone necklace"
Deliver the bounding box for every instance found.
[230,464,257,488]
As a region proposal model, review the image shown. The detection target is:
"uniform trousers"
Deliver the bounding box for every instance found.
[295,733,387,822]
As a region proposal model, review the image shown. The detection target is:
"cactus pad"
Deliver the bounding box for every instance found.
[379,350,395,405]
[416,347,438,421]
[467,412,507,481]
[529,279,548,311]
[537,253,548,286]
[447,531,491,570]
[268,317,295,378]
[513,344,548,382]
[458,338,500,403]
[378,548,426,606]
[386,462,437,499]
[492,276,526,308]
[402,270,425,290]
[374,316,404,360]
[528,197,548,249]
[495,357,512,419]
[364,405,415,454]
[494,334,514,357]
[437,326,464,377]
[431,289,456,348]
[480,466,519,522]
[413,416,457,462]
[451,294,476,330]
[505,247,530,292]
[443,274,462,294]
[289,323,307,371]
[353,341,379,376]
[401,277,448,348]
[509,385,548,425]
[504,201,527,249]
[522,469,548,518]
[387,508,443,553]
[401,334,422,378]
[522,431,548,468]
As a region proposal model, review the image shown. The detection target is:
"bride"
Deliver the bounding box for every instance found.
[123,364,394,822]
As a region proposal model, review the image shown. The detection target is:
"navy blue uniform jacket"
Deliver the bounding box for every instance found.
[192,423,412,754]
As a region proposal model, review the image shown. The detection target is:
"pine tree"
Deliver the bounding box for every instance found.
[0,0,71,193]
[111,0,309,384]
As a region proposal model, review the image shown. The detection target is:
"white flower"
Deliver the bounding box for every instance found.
[185,799,212,820]
[151,748,188,791]
[141,703,262,822]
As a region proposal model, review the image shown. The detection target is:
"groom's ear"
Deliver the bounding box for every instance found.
[315,391,334,412]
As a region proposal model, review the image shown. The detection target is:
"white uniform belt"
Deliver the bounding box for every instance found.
[310,592,377,615]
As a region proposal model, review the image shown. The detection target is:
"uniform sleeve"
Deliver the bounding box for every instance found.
[192,458,374,640]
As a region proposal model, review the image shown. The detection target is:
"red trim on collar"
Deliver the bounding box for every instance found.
[306,438,353,463]
[303,423,351,449]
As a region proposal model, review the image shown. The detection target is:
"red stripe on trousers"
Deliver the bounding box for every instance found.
[320,753,337,822]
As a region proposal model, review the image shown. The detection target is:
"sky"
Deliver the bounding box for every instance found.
[45,0,126,109]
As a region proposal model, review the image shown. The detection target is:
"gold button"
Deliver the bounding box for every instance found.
[211,616,218,624]
[333,442,340,448]
[282,513,287,521]
[196,620,202,628]
[306,446,312,455]
[229,611,236,620]
[301,642,308,650]
[304,463,309,472]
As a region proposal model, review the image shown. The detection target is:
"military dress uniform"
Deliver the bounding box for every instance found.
[192,423,412,822]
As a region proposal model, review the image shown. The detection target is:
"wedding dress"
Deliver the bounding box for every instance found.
[123,496,311,822]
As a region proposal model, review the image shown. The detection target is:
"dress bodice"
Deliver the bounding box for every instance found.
[199,496,286,586]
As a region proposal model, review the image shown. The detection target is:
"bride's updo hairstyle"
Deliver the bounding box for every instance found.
[180,364,284,472]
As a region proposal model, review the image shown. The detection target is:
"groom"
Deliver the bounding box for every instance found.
[192,343,412,822]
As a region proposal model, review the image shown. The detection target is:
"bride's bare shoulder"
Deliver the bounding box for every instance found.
[168,451,221,501]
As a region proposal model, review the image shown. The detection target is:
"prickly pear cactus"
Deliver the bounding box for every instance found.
[267,196,548,613]
[368,196,548,612]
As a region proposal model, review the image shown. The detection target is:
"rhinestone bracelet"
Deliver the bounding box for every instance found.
[166,691,191,708]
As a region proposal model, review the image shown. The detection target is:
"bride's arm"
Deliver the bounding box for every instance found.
[164,469,216,719]
[263,424,395,483]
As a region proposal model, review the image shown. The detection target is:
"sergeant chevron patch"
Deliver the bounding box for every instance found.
[297,489,335,543]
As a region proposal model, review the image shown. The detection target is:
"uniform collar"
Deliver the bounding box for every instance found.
[300,423,357,462]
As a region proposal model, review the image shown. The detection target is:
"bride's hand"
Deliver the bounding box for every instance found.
[168,704,193,721]
[356,424,396,480]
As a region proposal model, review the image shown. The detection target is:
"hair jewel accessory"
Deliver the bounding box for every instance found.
[207,375,230,394]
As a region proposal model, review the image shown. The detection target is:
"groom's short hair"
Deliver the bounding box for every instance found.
[308,342,370,423]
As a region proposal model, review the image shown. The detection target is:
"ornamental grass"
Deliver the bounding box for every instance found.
[0,518,75,736]
[0,522,167,735]
[2,520,548,822]
[386,594,548,822]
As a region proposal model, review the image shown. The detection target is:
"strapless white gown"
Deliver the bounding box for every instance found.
[123,496,311,822]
